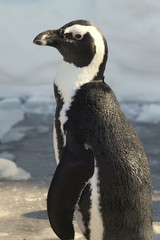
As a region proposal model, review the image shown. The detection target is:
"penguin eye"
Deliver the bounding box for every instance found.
[74,34,83,40]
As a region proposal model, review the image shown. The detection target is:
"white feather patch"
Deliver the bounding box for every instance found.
[55,25,105,146]
[75,207,86,236]
[89,159,104,240]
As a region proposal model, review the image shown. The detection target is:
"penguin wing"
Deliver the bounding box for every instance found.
[47,130,94,239]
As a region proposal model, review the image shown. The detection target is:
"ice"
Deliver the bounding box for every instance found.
[120,102,160,124]
[0,158,31,180]
[24,95,54,115]
[0,98,24,140]
[137,104,160,124]
[0,98,21,109]
[0,85,54,99]
[1,128,26,143]
[1,126,38,143]
[1,124,49,143]
[0,91,55,141]
[0,96,160,128]
[0,109,24,141]
[120,103,142,120]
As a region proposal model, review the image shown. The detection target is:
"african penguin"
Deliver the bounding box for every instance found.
[33,20,153,240]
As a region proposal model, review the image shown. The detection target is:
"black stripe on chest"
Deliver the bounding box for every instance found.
[54,84,65,160]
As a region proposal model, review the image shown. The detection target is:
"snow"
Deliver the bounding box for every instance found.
[1,128,26,144]
[0,158,31,180]
[120,102,160,124]
[137,104,160,124]
[24,95,54,114]
[0,85,53,99]
[0,86,55,143]
[0,98,24,140]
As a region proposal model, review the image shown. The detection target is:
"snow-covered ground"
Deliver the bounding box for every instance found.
[0,158,31,180]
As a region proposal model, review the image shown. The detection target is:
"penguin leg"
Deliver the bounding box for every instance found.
[47,131,94,239]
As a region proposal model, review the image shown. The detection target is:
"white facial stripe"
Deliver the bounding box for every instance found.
[64,24,105,58]
[65,25,86,35]
[55,25,105,146]
[37,34,48,45]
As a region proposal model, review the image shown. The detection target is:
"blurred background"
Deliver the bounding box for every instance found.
[0,0,160,100]
[0,1,160,239]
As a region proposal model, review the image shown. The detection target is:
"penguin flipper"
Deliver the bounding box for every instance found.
[47,131,94,239]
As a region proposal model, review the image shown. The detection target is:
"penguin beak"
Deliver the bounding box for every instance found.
[33,30,59,47]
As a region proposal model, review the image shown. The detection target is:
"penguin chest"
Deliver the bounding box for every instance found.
[53,83,77,163]
[53,60,92,163]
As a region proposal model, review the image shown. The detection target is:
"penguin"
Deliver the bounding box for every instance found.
[33,20,153,240]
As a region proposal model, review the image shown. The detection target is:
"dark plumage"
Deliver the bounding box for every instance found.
[34,20,153,240]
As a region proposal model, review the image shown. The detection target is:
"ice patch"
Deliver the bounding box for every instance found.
[1,128,25,143]
[136,104,160,123]
[0,94,55,141]
[1,126,38,143]
[0,158,31,180]
[24,96,54,114]
[0,85,54,99]
[120,102,142,120]
[0,109,24,141]
[120,102,160,124]
[0,95,160,146]
[0,98,22,109]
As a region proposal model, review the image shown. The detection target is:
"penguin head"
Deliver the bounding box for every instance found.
[33,20,108,79]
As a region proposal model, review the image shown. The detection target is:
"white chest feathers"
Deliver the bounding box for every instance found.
[54,25,105,148]
[54,61,92,147]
